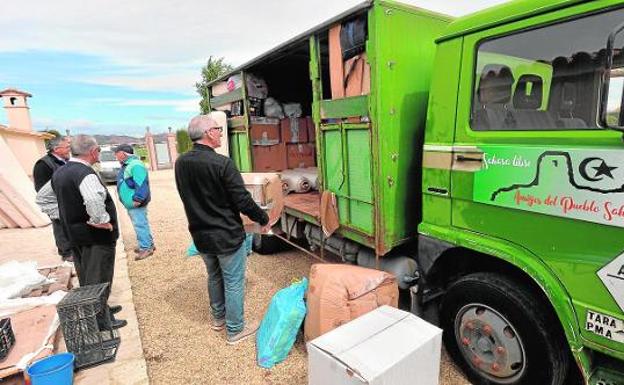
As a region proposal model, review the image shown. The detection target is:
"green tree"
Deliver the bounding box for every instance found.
[195,56,233,114]
[176,129,192,154]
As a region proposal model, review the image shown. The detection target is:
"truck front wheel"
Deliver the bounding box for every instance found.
[439,272,569,385]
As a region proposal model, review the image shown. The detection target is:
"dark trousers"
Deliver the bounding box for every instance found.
[73,243,116,303]
[52,219,73,259]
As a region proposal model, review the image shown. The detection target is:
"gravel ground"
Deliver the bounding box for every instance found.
[118,169,471,385]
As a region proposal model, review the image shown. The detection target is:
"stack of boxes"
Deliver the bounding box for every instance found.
[251,116,316,172]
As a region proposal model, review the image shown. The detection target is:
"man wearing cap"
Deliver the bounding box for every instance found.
[114,144,155,261]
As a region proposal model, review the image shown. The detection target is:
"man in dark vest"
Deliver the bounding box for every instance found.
[33,135,73,262]
[51,134,126,329]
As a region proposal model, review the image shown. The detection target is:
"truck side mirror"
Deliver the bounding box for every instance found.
[600,22,624,130]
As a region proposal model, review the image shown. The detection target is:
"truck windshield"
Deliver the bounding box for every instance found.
[471,7,624,131]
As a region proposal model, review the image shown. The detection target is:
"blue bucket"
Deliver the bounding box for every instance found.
[26,353,75,385]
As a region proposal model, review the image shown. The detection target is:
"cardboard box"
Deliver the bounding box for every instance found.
[308,306,442,385]
[286,143,315,169]
[329,24,345,99]
[280,117,309,143]
[251,118,281,145]
[240,173,284,233]
[252,143,287,172]
[307,116,316,143]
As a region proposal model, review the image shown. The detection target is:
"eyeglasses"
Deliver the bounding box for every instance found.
[209,126,223,132]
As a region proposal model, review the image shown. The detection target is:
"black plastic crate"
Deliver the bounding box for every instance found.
[57,283,120,369]
[0,318,15,361]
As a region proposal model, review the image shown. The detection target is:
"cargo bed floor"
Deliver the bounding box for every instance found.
[284,191,320,219]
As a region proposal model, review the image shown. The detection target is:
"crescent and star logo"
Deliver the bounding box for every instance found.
[579,157,618,182]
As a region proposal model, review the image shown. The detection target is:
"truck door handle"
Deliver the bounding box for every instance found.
[455,155,483,163]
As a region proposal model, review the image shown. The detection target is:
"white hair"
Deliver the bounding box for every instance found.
[187,115,217,142]
[71,134,98,156]
[47,135,68,151]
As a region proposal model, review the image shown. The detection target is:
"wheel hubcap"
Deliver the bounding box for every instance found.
[455,304,526,383]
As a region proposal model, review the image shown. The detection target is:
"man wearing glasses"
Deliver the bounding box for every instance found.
[175,115,268,345]
[45,134,126,329]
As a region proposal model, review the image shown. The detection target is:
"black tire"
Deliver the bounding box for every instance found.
[252,234,283,255]
[439,272,569,385]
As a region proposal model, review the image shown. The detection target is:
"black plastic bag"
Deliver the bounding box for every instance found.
[340,17,367,60]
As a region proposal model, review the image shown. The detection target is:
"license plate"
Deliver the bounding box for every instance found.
[586,310,624,344]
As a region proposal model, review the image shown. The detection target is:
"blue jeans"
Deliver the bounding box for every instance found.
[201,243,247,336]
[127,206,154,250]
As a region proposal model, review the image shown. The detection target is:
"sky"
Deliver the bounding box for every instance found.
[0,0,508,136]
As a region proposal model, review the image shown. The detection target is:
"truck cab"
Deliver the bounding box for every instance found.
[421,1,624,384]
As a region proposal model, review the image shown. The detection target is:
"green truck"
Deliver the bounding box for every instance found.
[206,1,624,383]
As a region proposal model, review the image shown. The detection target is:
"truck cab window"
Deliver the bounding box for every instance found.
[604,31,624,127]
[471,7,624,131]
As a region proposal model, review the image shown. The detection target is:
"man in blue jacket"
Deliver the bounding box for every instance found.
[114,144,155,260]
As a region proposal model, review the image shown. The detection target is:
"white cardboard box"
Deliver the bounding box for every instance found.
[307,305,442,385]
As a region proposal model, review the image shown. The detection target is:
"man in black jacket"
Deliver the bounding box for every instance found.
[175,115,269,345]
[51,134,126,329]
[33,135,73,262]
[33,136,71,190]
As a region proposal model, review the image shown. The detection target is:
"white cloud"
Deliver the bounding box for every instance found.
[32,117,96,133]
[116,98,200,113]
[1,1,507,74]
[75,96,200,112]
[83,71,201,94]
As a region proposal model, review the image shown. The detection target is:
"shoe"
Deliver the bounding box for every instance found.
[135,247,155,261]
[226,320,259,345]
[211,317,226,331]
[133,246,156,253]
[111,318,127,329]
[110,305,122,314]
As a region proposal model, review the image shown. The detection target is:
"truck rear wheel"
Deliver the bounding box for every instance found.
[439,272,569,385]
[252,234,283,255]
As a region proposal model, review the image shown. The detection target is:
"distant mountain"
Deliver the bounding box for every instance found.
[94,133,169,146]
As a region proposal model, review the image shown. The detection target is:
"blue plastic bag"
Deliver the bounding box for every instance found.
[256,278,308,368]
[186,241,199,257]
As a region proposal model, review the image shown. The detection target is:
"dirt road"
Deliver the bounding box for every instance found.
[118,169,470,385]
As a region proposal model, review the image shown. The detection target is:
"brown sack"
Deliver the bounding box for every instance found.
[304,264,399,342]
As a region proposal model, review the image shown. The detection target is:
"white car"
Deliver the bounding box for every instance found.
[97,146,121,184]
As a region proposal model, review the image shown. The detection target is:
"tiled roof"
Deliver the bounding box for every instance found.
[0,88,32,97]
